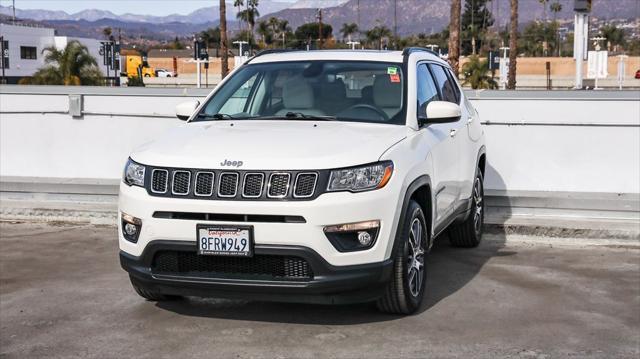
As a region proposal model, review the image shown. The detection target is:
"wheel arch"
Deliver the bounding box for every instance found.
[392,175,435,254]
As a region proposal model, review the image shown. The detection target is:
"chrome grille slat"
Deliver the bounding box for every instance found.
[218,172,239,197]
[194,172,214,196]
[267,173,290,198]
[293,173,318,198]
[242,173,264,198]
[172,171,191,195]
[151,169,168,193]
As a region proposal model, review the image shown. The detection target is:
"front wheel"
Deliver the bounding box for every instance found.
[377,200,428,314]
[449,170,484,248]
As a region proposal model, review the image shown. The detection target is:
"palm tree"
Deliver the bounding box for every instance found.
[448,0,461,77]
[600,24,626,52]
[237,0,260,36]
[256,21,272,47]
[220,0,229,78]
[538,0,549,21]
[268,17,291,48]
[462,55,498,89]
[550,1,562,20]
[507,0,518,89]
[340,23,359,42]
[20,41,103,85]
[366,26,392,50]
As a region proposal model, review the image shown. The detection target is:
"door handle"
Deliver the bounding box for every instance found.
[449,129,457,137]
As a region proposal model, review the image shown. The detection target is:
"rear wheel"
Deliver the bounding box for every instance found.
[130,276,181,301]
[377,200,428,314]
[449,170,484,248]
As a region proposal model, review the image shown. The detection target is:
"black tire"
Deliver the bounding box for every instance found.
[376,200,428,315]
[130,276,180,301]
[449,170,484,248]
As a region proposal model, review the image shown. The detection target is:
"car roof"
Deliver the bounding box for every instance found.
[248,49,446,66]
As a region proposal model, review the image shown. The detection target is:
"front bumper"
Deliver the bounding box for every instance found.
[119,180,404,267]
[121,240,393,304]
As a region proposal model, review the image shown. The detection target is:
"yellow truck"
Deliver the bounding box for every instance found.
[122,55,155,78]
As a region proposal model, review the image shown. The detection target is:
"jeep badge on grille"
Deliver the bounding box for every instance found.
[220,159,243,167]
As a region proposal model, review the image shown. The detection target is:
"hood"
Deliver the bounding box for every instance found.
[131,120,408,170]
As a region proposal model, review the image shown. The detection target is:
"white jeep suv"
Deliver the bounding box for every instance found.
[119,48,486,314]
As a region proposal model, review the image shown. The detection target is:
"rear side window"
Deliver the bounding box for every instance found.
[429,64,459,104]
[416,64,440,117]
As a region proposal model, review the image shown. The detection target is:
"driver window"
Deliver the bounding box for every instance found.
[416,64,439,117]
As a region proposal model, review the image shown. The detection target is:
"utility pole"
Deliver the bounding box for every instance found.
[317,9,323,50]
[0,36,5,84]
[393,0,398,48]
[12,0,16,24]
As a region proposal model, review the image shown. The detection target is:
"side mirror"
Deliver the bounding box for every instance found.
[419,101,462,126]
[175,100,200,121]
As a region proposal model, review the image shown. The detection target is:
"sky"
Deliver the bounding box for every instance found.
[0,0,299,16]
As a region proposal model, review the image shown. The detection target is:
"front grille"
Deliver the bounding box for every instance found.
[152,251,313,281]
[268,173,290,198]
[194,172,214,196]
[243,173,264,198]
[172,171,191,195]
[294,173,317,198]
[218,173,239,197]
[144,167,322,201]
[151,169,168,193]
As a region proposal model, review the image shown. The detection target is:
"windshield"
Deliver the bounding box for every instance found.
[195,61,406,125]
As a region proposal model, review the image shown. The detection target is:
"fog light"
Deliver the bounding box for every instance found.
[124,222,138,236]
[323,220,380,252]
[357,231,372,246]
[121,212,142,243]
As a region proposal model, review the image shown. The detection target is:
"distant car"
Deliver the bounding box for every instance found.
[156,69,175,78]
[635,70,640,79]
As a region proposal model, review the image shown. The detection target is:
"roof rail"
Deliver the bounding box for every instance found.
[402,47,439,58]
[245,49,298,64]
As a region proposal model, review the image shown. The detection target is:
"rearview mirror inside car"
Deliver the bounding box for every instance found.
[175,100,200,121]
[419,101,462,126]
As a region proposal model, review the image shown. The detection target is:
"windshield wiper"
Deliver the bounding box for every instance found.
[195,113,238,121]
[281,112,337,121]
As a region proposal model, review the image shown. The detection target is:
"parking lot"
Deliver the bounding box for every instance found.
[0,221,638,358]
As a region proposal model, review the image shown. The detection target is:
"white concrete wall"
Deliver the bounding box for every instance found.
[1,87,639,195]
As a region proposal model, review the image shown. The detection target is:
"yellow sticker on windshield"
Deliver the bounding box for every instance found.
[387,67,398,75]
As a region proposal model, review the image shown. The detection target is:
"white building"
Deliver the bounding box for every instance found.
[0,23,110,84]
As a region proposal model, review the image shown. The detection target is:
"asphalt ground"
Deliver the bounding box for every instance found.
[0,221,638,358]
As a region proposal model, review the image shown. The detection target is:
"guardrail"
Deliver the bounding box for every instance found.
[1,86,639,228]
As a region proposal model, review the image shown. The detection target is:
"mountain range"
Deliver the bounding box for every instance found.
[1,0,637,41]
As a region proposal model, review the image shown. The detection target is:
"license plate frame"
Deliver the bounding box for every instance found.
[196,224,254,257]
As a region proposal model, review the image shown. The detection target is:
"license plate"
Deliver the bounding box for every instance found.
[197,224,253,257]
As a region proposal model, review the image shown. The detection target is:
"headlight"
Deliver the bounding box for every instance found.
[123,158,145,187]
[327,161,393,192]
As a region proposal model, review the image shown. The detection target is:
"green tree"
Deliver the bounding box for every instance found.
[340,23,359,42]
[365,25,392,50]
[268,17,292,48]
[199,27,221,49]
[294,22,333,48]
[461,0,494,55]
[519,21,559,56]
[170,36,184,50]
[20,40,103,85]
[550,1,562,20]
[236,0,260,35]
[462,55,497,89]
[600,24,626,52]
[256,21,273,47]
[102,27,114,41]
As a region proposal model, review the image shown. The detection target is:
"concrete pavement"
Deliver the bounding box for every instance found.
[0,222,638,358]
